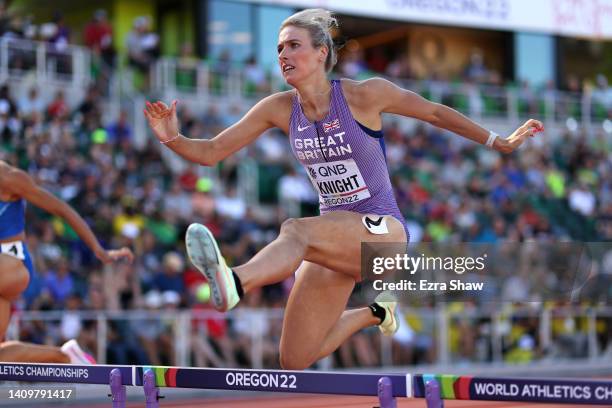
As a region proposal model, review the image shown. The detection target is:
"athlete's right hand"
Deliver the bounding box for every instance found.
[95,247,134,264]
[144,100,179,143]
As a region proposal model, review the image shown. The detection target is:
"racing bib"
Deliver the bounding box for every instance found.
[306,159,371,207]
[0,241,25,260]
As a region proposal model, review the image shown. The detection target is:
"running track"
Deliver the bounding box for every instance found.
[79,395,604,407]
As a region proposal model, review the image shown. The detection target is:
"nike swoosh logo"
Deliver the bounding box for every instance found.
[0,203,10,218]
[297,125,311,132]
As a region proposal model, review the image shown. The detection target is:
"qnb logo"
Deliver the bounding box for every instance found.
[317,163,347,177]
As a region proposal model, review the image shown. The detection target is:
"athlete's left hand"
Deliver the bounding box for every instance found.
[96,247,134,264]
[495,119,543,154]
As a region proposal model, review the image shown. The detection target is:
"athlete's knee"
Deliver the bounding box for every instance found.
[13,266,29,294]
[279,218,308,247]
[0,266,29,301]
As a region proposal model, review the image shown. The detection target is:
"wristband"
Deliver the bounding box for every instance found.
[160,134,180,144]
[485,131,498,148]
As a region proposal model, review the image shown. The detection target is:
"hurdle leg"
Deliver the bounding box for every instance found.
[376,377,396,408]
[144,369,163,408]
[109,368,126,408]
[425,379,444,408]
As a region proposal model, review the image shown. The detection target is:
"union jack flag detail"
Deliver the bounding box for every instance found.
[322,119,340,132]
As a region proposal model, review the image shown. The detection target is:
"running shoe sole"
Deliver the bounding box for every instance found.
[185,223,233,311]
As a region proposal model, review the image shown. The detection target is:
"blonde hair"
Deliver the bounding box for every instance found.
[280,9,339,73]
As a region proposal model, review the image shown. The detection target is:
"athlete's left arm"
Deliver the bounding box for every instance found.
[364,77,543,154]
[5,168,133,264]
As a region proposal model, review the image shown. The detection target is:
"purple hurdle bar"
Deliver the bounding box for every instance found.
[377,376,397,408]
[2,363,612,406]
[0,363,409,407]
[109,368,126,408]
[413,374,612,405]
[143,369,161,408]
[425,379,443,408]
[141,368,398,408]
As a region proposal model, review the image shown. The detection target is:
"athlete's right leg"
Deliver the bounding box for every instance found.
[186,211,406,311]
[0,254,69,363]
[0,342,68,363]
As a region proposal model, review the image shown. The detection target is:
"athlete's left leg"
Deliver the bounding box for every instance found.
[279,261,395,370]
[0,254,69,363]
[0,255,93,364]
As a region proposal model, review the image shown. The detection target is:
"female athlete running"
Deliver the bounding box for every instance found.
[144,9,542,369]
[0,161,133,363]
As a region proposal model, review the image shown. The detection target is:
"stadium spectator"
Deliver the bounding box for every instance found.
[569,183,596,217]
[18,86,44,118]
[132,290,167,365]
[385,52,412,79]
[152,252,185,295]
[43,257,74,306]
[594,75,611,105]
[83,9,115,68]
[463,49,489,83]
[126,16,159,89]
[244,55,269,95]
[176,42,198,90]
[339,44,367,78]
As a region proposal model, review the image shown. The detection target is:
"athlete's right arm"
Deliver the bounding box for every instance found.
[144,94,286,166]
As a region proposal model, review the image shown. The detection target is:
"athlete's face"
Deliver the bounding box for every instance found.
[277,26,327,86]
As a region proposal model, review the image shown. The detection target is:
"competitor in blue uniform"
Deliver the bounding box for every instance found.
[144,9,542,369]
[0,160,133,363]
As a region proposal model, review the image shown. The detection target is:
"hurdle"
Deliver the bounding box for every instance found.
[1,363,612,407]
[414,374,612,407]
[0,363,410,407]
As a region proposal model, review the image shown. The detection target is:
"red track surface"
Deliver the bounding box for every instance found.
[78,395,604,407]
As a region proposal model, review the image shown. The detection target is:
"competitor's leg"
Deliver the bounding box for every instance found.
[279,261,394,369]
[237,211,406,291]
[313,308,379,363]
[0,342,68,363]
[279,261,358,369]
[0,254,31,337]
[187,211,405,311]
[0,254,69,363]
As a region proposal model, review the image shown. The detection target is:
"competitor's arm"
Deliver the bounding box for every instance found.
[4,169,133,264]
[361,77,543,154]
[144,93,287,166]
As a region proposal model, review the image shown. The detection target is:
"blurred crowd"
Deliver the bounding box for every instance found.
[0,6,610,369]
[0,3,610,115]
[166,46,612,124]
[0,5,159,91]
[337,47,611,122]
